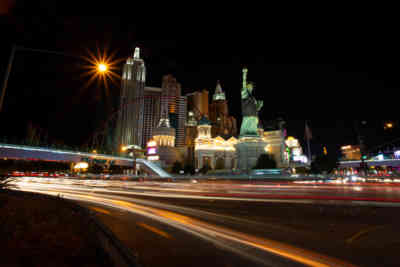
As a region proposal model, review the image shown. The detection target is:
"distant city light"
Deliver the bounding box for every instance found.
[74,162,88,169]
[293,155,308,163]
[147,155,159,161]
[147,140,157,147]
[285,137,299,148]
[148,148,156,155]
[384,122,394,130]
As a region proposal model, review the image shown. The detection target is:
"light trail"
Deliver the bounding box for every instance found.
[11,177,400,206]
[14,182,355,267]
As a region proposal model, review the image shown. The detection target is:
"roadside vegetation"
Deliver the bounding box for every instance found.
[0,190,113,266]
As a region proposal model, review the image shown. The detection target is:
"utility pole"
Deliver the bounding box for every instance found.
[0,44,16,113]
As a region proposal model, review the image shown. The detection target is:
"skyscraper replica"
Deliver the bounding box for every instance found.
[186,89,209,120]
[209,81,237,138]
[142,86,162,146]
[115,47,146,149]
[160,75,187,147]
[151,75,184,167]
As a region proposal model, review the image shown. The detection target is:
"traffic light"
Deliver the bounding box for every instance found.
[362,155,367,160]
[323,146,327,155]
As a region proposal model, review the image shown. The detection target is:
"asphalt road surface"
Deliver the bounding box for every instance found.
[10,177,400,267]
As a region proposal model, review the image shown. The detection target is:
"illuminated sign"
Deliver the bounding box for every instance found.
[293,155,308,163]
[285,137,299,148]
[147,140,157,147]
[147,155,159,161]
[292,147,301,156]
[74,162,88,169]
[148,148,157,155]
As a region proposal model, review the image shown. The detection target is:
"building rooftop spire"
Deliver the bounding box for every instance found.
[134,47,140,59]
[212,80,226,101]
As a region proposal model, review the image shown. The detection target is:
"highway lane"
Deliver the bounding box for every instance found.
[11,177,400,204]
[10,177,400,266]
[11,179,363,267]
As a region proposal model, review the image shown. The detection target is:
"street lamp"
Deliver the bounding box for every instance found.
[121,145,143,176]
[0,44,113,113]
[97,63,108,73]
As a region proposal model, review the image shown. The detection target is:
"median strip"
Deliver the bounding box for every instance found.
[90,206,111,215]
[137,222,172,239]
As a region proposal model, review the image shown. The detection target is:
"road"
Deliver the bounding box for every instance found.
[10,177,400,267]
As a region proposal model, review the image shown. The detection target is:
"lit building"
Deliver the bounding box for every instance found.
[186,89,209,120]
[193,117,291,170]
[115,47,146,149]
[284,136,308,166]
[185,111,198,163]
[151,76,184,168]
[194,116,237,169]
[142,87,162,147]
[263,130,288,168]
[209,81,237,138]
[161,75,187,147]
[153,76,176,148]
[176,96,187,147]
[341,145,361,160]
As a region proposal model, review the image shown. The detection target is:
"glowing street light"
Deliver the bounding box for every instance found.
[97,63,108,73]
[384,122,393,130]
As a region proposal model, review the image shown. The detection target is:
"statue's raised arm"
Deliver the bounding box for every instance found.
[256,100,263,111]
[240,67,260,136]
[241,68,249,99]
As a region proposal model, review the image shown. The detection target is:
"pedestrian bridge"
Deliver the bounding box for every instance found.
[0,143,171,177]
[339,158,400,168]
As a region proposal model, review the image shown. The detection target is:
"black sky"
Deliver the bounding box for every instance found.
[1,3,399,158]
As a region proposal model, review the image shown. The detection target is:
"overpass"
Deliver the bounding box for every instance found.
[0,143,171,177]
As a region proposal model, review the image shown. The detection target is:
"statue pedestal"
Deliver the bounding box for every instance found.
[235,136,268,171]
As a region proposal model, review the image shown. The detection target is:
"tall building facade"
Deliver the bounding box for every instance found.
[161,75,187,147]
[142,87,162,147]
[209,81,237,138]
[176,96,187,147]
[186,89,209,120]
[115,47,146,149]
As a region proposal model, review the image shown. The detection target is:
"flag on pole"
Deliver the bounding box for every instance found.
[305,120,312,164]
[305,121,312,140]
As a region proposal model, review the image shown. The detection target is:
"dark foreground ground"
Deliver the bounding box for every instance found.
[86,192,400,267]
[0,190,113,267]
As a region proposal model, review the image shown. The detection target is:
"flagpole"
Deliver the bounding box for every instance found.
[306,120,312,165]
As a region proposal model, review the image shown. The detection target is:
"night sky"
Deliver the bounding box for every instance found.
[1,3,399,159]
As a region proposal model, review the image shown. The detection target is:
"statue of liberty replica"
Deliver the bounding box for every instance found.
[235,67,268,171]
[240,67,263,136]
